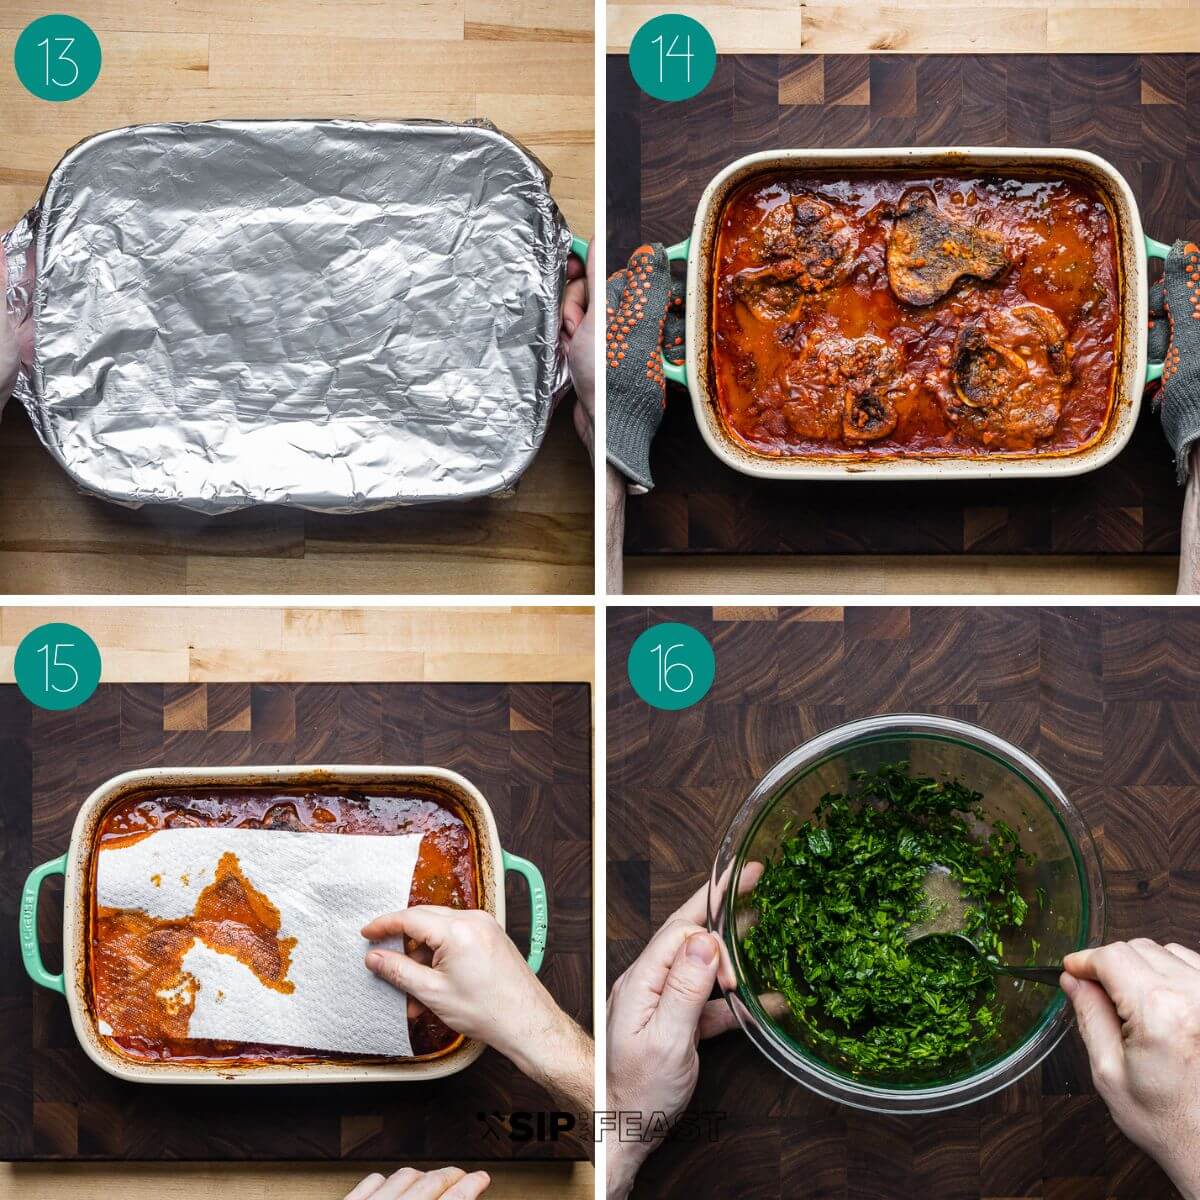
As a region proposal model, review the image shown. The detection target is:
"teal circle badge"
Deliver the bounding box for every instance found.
[15,622,102,710]
[628,621,715,711]
[628,14,716,103]
[14,15,102,102]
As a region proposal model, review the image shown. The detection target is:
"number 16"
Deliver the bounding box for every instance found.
[650,642,695,695]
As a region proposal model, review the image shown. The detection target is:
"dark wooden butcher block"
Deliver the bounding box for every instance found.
[608,55,1199,557]
[0,681,592,1162]
[608,605,1200,1199]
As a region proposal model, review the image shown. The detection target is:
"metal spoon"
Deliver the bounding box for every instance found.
[904,866,1064,988]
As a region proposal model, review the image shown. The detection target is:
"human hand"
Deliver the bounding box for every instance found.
[606,463,626,595]
[343,1166,490,1200]
[0,232,26,402]
[562,242,595,461]
[1181,443,1200,594]
[1062,939,1200,1200]
[363,906,593,1123]
[363,906,559,1062]
[605,864,763,1198]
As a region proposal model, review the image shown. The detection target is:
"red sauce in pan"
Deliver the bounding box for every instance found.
[710,170,1121,459]
[88,786,479,1066]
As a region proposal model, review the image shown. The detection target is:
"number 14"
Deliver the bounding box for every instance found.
[651,33,692,84]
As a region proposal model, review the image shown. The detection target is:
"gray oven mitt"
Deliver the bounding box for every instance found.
[606,243,685,490]
[1148,239,1200,482]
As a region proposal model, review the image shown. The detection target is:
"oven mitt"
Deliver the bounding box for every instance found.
[1148,239,1200,483]
[606,243,685,490]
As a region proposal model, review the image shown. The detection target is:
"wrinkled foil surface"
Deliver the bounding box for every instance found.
[2,119,572,512]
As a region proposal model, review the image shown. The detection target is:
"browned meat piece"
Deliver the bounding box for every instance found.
[733,193,857,324]
[783,332,907,444]
[953,329,1029,411]
[164,808,203,829]
[886,190,1009,306]
[732,261,812,323]
[1011,303,1070,378]
[845,386,899,443]
[759,193,856,276]
[260,802,305,831]
[944,304,1073,447]
[833,336,904,443]
[779,343,842,442]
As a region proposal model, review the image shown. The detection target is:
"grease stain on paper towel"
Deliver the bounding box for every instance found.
[94,851,296,1043]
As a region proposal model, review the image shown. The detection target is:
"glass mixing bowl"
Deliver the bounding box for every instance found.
[709,714,1105,1113]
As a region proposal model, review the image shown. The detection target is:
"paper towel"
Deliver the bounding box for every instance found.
[95,826,423,1057]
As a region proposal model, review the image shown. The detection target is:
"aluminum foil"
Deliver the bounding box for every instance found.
[2,119,573,512]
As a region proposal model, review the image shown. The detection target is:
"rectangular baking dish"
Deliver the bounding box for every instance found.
[2,119,587,513]
[19,764,548,1084]
[664,146,1167,481]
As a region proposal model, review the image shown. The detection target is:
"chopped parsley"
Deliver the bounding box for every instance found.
[742,762,1032,1079]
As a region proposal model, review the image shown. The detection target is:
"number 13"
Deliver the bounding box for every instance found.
[37,37,80,88]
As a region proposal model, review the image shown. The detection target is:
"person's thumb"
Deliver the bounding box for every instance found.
[1061,972,1126,1095]
[366,948,443,1007]
[0,248,17,401]
[653,931,721,1041]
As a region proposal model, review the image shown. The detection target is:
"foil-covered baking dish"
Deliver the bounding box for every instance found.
[2,119,576,513]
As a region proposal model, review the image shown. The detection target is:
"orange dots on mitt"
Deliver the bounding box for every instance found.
[609,249,655,345]
[644,348,665,388]
[605,300,630,370]
[1183,245,1200,321]
[608,245,671,397]
[1166,341,1182,381]
[639,312,669,402]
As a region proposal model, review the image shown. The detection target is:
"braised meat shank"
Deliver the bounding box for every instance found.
[733,261,818,323]
[807,334,908,444]
[945,304,1073,447]
[732,193,857,322]
[886,189,1009,306]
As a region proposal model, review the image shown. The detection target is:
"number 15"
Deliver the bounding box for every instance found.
[38,642,79,694]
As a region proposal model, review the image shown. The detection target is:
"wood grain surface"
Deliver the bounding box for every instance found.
[622,553,1182,594]
[0,1,594,596]
[607,604,1198,1199]
[0,679,591,1162]
[2,1162,592,1200]
[608,53,1194,593]
[607,2,1200,55]
[0,606,595,686]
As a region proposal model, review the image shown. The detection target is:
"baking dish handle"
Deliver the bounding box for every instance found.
[662,238,691,385]
[20,854,67,995]
[570,235,589,262]
[1146,235,1173,384]
[502,850,548,975]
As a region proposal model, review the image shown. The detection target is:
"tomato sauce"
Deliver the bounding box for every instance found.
[88,785,479,1066]
[710,170,1121,459]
